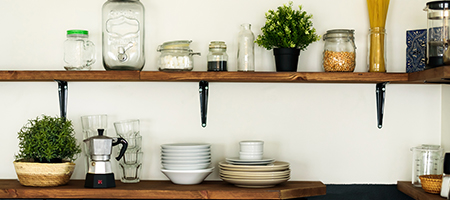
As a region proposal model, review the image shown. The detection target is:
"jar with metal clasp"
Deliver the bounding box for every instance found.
[322,29,356,72]
[157,40,200,71]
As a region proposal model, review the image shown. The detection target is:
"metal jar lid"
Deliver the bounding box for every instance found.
[426,1,450,9]
[209,41,227,50]
[157,40,192,52]
[323,29,355,41]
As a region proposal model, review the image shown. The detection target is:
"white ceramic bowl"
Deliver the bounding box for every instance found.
[239,140,264,152]
[239,152,263,160]
[162,162,211,170]
[161,143,211,150]
[161,159,211,164]
[162,155,211,160]
[161,167,214,185]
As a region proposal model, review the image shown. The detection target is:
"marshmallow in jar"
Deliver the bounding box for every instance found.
[157,40,200,71]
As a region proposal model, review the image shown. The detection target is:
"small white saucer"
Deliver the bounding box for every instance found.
[225,157,275,165]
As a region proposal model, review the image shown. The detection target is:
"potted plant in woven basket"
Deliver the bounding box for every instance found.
[13,115,81,187]
[255,1,320,72]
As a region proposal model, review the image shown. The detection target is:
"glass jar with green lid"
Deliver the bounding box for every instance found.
[207,41,228,71]
[63,30,96,71]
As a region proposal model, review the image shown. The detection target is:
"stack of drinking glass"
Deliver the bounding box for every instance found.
[114,119,142,183]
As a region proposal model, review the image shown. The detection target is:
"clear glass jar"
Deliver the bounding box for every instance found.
[207,41,228,71]
[64,30,95,71]
[322,29,356,72]
[102,0,145,71]
[367,27,387,72]
[157,40,200,71]
[424,1,450,68]
[237,23,255,71]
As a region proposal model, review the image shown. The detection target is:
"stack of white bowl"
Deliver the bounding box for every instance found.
[160,143,214,185]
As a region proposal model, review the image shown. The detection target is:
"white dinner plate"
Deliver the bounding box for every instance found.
[219,161,289,172]
[225,157,275,165]
[220,173,290,180]
[221,176,289,188]
[220,169,290,177]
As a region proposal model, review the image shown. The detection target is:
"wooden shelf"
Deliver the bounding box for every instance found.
[0,180,325,199]
[0,70,407,83]
[1,66,450,83]
[397,181,444,200]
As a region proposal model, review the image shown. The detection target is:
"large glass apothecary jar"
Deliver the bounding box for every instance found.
[157,40,200,71]
[322,29,356,72]
[102,0,145,71]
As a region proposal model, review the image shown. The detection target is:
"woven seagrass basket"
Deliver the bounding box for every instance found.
[419,174,442,194]
[13,161,75,187]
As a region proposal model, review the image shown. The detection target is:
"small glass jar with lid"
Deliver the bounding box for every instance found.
[207,41,228,71]
[322,29,356,72]
[64,30,96,70]
[157,40,200,71]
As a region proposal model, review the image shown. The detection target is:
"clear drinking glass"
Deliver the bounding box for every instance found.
[119,162,142,183]
[81,114,108,173]
[237,23,255,71]
[114,119,140,138]
[120,151,143,165]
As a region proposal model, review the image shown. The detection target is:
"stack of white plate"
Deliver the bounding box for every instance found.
[160,143,214,185]
[219,160,290,188]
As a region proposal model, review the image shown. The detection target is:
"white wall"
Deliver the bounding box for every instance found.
[0,0,443,184]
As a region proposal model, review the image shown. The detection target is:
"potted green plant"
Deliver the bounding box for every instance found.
[255,1,320,72]
[13,115,81,187]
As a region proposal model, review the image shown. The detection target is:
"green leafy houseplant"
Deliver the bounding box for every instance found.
[255,1,320,50]
[15,115,81,163]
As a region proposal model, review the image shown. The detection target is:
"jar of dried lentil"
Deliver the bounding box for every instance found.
[322,29,356,72]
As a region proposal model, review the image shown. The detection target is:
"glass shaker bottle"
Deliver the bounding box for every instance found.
[102,0,145,71]
[207,41,228,71]
[424,1,450,68]
[237,23,255,71]
[322,29,356,72]
[64,30,95,70]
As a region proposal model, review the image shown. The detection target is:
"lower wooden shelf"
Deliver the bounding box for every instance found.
[0,180,326,199]
[397,181,444,200]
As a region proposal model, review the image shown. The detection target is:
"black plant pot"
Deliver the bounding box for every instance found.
[273,48,301,72]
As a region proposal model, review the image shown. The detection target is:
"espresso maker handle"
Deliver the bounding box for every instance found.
[113,138,128,161]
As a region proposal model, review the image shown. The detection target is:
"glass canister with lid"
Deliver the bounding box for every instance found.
[322,29,356,72]
[157,40,200,71]
[207,41,228,71]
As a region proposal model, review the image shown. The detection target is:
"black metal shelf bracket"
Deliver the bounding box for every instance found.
[199,80,209,128]
[55,80,68,120]
[376,82,389,129]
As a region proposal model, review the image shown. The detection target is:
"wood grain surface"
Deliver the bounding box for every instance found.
[397,181,444,200]
[0,180,326,199]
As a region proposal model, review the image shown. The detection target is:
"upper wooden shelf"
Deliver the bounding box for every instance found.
[0,66,450,83]
[0,180,326,199]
